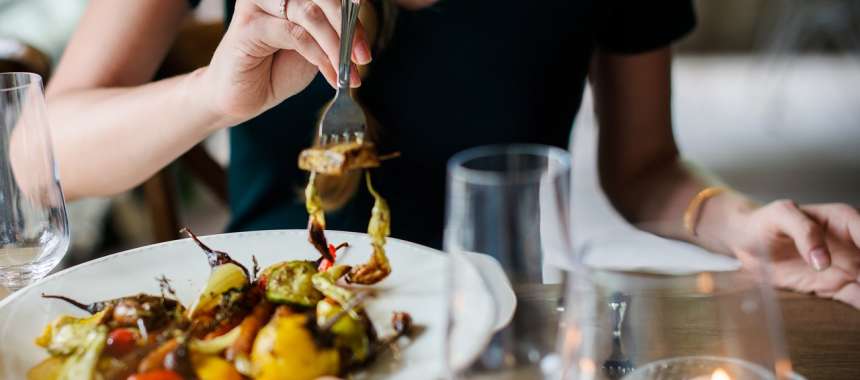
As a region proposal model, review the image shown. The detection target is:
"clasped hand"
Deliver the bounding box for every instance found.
[732,201,860,308]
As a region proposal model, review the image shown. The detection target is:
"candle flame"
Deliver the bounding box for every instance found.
[696,272,715,294]
[578,357,596,374]
[711,368,731,380]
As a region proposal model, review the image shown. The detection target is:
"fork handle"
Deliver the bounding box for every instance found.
[338,0,361,90]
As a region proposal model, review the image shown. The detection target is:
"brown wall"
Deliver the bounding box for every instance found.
[678,0,860,53]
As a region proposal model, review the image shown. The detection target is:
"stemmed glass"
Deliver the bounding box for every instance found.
[444,144,572,378]
[0,72,69,292]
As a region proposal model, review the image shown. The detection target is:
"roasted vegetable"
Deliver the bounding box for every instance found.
[348,173,392,284]
[316,299,371,364]
[26,357,64,380]
[105,328,140,357]
[138,338,178,374]
[41,293,184,332]
[317,242,349,272]
[390,312,412,336]
[127,370,184,380]
[305,172,335,262]
[298,141,381,176]
[32,218,409,380]
[57,325,108,380]
[162,339,197,379]
[251,307,340,380]
[188,263,248,319]
[261,261,323,306]
[189,324,242,355]
[35,309,111,356]
[225,300,273,361]
[312,265,355,311]
[191,353,242,380]
[183,228,250,319]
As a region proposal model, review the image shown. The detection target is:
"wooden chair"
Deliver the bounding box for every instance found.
[0,37,51,79]
[146,20,227,242]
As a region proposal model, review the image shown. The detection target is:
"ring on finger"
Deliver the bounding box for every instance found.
[279,0,287,19]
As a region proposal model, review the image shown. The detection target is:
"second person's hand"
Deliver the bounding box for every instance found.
[730,201,860,308]
[198,0,372,125]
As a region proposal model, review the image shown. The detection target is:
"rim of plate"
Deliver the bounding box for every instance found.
[0,229,445,309]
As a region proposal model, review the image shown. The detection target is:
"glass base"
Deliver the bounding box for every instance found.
[0,257,61,291]
[623,356,806,380]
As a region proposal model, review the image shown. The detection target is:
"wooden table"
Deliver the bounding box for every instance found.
[777,291,860,379]
[478,285,860,380]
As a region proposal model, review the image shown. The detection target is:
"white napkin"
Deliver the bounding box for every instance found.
[579,230,741,275]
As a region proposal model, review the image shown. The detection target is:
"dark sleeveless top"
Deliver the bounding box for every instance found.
[193,0,695,249]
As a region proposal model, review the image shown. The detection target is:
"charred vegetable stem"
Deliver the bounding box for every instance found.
[347,173,392,284]
[306,172,335,262]
[41,293,107,315]
[182,227,249,278]
[365,172,390,247]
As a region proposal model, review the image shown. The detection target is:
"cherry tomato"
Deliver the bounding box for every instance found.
[106,328,138,356]
[127,369,184,380]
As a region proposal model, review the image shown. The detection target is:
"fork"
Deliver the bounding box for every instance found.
[602,292,635,379]
[317,0,367,147]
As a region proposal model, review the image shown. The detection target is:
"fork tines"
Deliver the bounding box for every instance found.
[320,131,365,147]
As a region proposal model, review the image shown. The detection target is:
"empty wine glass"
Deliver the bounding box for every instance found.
[444,144,572,378]
[0,72,69,292]
[554,239,805,380]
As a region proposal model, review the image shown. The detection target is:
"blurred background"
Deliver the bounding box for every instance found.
[1,0,858,270]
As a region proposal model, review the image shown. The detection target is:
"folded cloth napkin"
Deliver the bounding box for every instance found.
[579,230,741,275]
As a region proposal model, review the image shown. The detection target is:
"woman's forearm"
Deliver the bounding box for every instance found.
[47,68,231,200]
[591,48,757,256]
[606,157,756,255]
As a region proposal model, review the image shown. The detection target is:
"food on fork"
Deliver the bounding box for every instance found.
[346,173,392,285]
[301,140,396,286]
[298,141,381,176]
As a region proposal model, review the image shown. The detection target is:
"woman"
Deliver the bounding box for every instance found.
[46,0,860,307]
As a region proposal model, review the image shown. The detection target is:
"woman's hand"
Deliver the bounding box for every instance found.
[200,0,372,123]
[731,201,860,308]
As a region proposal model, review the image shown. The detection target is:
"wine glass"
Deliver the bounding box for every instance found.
[0,72,69,292]
[444,144,572,378]
[554,237,805,380]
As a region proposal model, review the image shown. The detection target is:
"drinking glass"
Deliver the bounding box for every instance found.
[554,237,805,380]
[0,72,69,291]
[444,144,572,378]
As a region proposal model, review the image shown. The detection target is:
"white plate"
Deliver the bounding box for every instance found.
[0,230,502,379]
[462,252,517,331]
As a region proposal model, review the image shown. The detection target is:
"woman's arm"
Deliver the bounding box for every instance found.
[593,48,860,308]
[46,0,222,200]
[591,48,732,252]
[47,0,371,200]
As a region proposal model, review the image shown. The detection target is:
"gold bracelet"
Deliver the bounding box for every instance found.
[684,186,727,237]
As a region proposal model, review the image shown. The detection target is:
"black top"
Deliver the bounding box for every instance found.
[201,0,695,249]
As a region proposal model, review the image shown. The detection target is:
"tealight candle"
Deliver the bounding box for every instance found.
[691,368,732,380]
[622,356,781,380]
